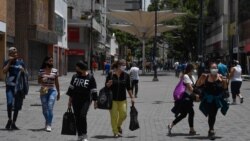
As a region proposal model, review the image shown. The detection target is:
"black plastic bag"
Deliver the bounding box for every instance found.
[61,108,76,135]
[97,87,113,110]
[129,105,140,131]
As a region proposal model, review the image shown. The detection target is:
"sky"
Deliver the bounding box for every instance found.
[142,0,151,11]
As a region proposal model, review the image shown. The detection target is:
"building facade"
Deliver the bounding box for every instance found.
[54,0,68,75]
[238,0,250,74]
[67,0,107,71]
[15,0,58,79]
[0,0,7,80]
[204,0,230,62]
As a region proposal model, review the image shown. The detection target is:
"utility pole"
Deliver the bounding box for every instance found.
[153,0,159,81]
[198,0,203,62]
[90,0,93,74]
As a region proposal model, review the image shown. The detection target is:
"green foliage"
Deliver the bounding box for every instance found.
[109,28,141,59]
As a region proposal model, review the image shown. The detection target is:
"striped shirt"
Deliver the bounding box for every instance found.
[39,68,58,88]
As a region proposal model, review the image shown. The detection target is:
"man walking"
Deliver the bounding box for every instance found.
[130,63,140,98]
[2,47,27,130]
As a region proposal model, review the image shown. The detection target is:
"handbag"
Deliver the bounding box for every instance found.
[173,79,186,101]
[61,107,77,135]
[97,87,113,109]
[40,87,48,96]
[129,105,140,131]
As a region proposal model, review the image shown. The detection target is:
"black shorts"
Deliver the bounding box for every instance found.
[231,81,242,95]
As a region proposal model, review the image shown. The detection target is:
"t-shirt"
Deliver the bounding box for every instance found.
[3,59,25,86]
[183,74,196,95]
[130,67,139,80]
[218,63,228,76]
[66,73,97,101]
[39,68,58,88]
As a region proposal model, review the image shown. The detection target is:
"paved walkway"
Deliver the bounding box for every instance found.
[0,71,250,141]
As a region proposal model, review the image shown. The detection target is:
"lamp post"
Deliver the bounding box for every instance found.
[198,0,204,62]
[153,0,159,81]
[90,0,93,74]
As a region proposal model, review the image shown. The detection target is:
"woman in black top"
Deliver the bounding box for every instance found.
[67,61,98,141]
[106,59,134,137]
[196,62,229,140]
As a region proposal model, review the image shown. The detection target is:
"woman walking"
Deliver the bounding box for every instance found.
[38,56,60,132]
[229,60,243,104]
[66,61,98,141]
[196,62,229,140]
[106,59,134,137]
[168,64,198,135]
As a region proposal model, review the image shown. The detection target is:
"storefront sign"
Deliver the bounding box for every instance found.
[66,49,85,55]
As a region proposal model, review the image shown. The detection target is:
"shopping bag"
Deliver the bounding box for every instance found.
[129,105,140,131]
[173,79,186,101]
[61,108,76,135]
[97,87,113,110]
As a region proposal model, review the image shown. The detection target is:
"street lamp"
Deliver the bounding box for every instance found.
[90,0,93,74]
[153,0,159,81]
[198,0,204,62]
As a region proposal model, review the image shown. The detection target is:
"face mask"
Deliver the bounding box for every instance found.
[120,65,126,71]
[210,69,218,75]
[76,71,82,75]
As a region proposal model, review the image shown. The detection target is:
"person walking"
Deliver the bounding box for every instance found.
[196,62,229,140]
[217,59,229,78]
[104,61,111,75]
[2,47,27,130]
[38,56,60,132]
[106,59,134,137]
[229,60,243,104]
[66,61,98,141]
[168,64,198,135]
[129,63,140,98]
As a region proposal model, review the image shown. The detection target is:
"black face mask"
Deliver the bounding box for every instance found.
[46,63,53,68]
[76,71,82,75]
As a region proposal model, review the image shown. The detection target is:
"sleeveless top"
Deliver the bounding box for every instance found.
[204,76,224,96]
[231,65,242,82]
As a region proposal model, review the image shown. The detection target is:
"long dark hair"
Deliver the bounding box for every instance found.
[184,64,194,74]
[40,56,53,69]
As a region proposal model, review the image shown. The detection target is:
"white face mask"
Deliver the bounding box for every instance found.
[210,69,218,75]
[120,65,126,71]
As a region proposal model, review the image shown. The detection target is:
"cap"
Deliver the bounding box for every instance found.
[8,47,17,54]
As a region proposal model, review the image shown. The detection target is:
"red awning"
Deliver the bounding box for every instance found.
[244,44,250,52]
[66,49,85,56]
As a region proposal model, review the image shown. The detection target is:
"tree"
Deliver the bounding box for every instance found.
[147,0,209,61]
[109,29,141,61]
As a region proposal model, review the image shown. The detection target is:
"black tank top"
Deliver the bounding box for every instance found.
[204,76,224,96]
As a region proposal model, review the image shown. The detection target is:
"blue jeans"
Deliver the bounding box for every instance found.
[6,86,24,111]
[40,88,57,126]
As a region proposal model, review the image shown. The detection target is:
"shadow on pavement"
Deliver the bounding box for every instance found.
[0,128,16,131]
[167,133,198,137]
[28,128,45,132]
[186,136,222,140]
[152,101,173,104]
[30,103,42,106]
[123,136,137,138]
[91,135,116,139]
[91,135,137,139]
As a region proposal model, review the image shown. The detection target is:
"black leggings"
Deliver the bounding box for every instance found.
[173,107,194,127]
[132,80,139,96]
[207,103,218,130]
[72,100,90,136]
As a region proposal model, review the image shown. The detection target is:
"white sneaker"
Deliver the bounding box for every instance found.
[45,125,52,132]
[78,134,88,141]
